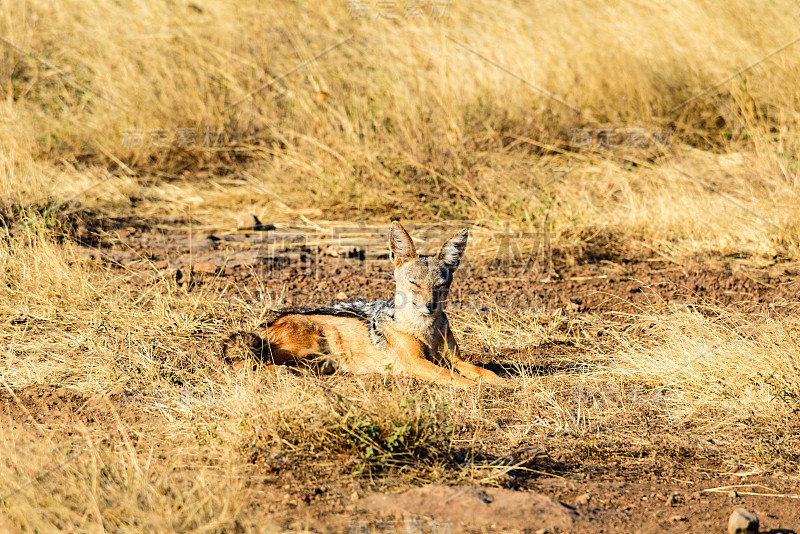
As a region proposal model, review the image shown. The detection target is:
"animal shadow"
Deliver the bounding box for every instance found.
[483,361,589,378]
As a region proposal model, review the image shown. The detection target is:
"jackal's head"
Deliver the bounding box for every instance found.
[389,221,467,318]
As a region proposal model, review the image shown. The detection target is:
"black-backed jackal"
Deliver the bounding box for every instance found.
[227,222,503,387]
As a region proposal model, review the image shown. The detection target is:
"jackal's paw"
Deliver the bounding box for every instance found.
[451,377,477,389]
[477,373,507,386]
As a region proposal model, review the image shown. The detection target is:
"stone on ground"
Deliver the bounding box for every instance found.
[728,508,759,534]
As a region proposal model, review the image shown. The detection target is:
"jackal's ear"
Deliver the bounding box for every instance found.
[390,221,417,267]
[437,229,468,271]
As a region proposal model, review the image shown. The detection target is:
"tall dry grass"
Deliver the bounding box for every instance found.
[1,0,799,256]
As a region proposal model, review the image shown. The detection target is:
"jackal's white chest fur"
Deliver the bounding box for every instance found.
[392,310,447,350]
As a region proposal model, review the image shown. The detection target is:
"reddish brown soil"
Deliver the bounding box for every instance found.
[88,226,800,316]
[35,227,800,531]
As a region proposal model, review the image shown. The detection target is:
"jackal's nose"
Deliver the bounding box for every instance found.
[425,301,436,313]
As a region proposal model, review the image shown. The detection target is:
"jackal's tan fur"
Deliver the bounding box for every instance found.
[232,222,503,387]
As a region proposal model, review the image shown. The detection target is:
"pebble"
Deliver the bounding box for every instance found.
[574,492,592,505]
[193,261,218,274]
[728,508,759,534]
[175,269,193,287]
[237,214,260,230]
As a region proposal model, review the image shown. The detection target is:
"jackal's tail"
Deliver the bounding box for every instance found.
[222,313,336,374]
[220,309,288,365]
[220,331,270,364]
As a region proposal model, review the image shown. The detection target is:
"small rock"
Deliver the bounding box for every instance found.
[669,515,687,522]
[728,508,759,534]
[237,214,261,230]
[193,261,218,274]
[574,492,592,505]
[336,291,348,301]
[154,260,169,269]
[175,269,194,287]
[350,491,359,501]
[115,230,130,239]
[324,245,362,258]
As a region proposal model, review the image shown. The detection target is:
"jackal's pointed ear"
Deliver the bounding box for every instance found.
[390,221,417,267]
[437,229,468,272]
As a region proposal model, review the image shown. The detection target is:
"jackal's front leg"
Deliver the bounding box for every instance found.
[444,329,505,385]
[398,353,476,388]
[385,327,475,388]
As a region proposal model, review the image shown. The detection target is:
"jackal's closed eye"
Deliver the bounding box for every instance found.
[409,280,419,287]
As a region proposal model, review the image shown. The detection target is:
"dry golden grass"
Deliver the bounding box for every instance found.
[2,0,800,250]
[2,232,799,529]
[2,0,800,530]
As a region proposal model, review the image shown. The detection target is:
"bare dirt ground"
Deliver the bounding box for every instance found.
[27,223,795,533]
